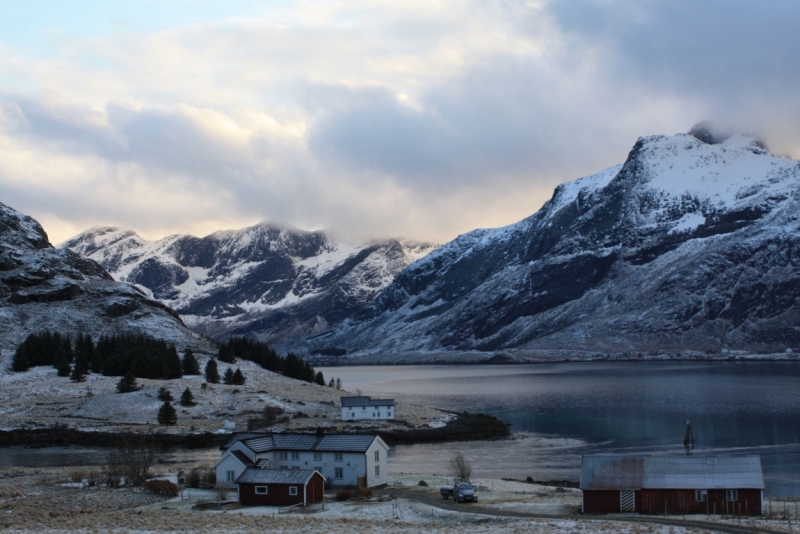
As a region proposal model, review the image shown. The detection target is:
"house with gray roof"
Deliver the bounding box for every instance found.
[340,396,395,420]
[236,468,325,506]
[580,454,764,515]
[215,432,389,489]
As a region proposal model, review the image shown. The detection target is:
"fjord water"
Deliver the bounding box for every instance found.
[326,361,800,497]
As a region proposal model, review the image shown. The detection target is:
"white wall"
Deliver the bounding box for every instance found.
[340,404,395,420]
[215,453,248,488]
[365,438,389,487]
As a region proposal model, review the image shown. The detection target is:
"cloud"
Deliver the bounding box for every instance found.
[0,0,798,246]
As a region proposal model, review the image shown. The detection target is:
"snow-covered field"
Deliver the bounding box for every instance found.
[0,349,446,433]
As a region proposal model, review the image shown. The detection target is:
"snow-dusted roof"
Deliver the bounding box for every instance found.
[580,454,764,490]
[236,467,322,485]
[340,396,395,407]
[221,432,381,454]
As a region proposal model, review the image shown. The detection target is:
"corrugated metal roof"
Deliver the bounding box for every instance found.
[341,396,395,407]
[581,454,764,490]
[229,433,379,454]
[236,468,319,485]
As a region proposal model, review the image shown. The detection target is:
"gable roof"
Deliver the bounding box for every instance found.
[213,448,255,469]
[340,396,395,407]
[236,468,323,485]
[580,454,764,490]
[221,433,383,454]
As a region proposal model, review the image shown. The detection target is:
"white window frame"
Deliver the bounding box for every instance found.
[291,452,300,461]
[335,467,343,479]
[255,486,268,494]
[314,466,323,473]
[289,486,298,496]
[334,453,343,462]
[226,470,236,482]
[726,489,738,502]
[279,452,288,460]
[374,450,380,462]
[695,490,707,502]
[375,465,380,477]
[314,452,322,461]
[291,466,300,470]
[279,466,289,470]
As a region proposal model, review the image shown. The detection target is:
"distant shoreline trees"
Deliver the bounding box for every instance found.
[216,337,324,385]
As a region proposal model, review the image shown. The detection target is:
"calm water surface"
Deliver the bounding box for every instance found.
[323,361,800,496]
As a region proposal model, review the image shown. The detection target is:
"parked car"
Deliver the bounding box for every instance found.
[440,482,478,503]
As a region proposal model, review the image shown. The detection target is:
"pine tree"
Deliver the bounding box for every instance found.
[70,333,91,382]
[328,378,335,388]
[12,345,29,372]
[70,358,88,382]
[117,372,140,393]
[335,378,342,389]
[218,344,236,364]
[205,359,220,384]
[182,348,200,375]
[157,401,177,425]
[157,386,173,402]
[56,357,71,377]
[314,371,325,386]
[232,367,245,385]
[223,367,235,385]
[180,388,196,406]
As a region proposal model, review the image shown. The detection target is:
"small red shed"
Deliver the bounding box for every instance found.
[581,454,764,516]
[236,468,326,507]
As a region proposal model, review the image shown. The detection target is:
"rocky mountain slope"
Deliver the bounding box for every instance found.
[61,224,436,347]
[303,126,800,356]
[0,202,210,352]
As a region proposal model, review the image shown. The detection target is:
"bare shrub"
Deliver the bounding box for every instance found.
[87,470,102,487]
[449,453,472,483]
[107,436,157,486]
[417,480,429,487]
[355,486,373,498]
[145,479,180,497]
[184,468,216,488]
[335,489,354,501]
[69,469,86,484]
[263,405,285,423]
[216,486,230,500]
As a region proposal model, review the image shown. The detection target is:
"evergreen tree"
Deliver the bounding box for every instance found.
[180,388,196,406]
[56,357,71,377]
[232,367,245,385]
[223,367,235,385]
[217,344,236,364]
[117,372,140,393]
[70,358,88,382]
[70,333,91,382]
[157,401,177,425]
[182,348,200,375]
[328,378,335,388]
[157,386,173,402]
[205,359,220,384]
[335,378,342,389]
[314,371,325,386]
[11,344,29,372]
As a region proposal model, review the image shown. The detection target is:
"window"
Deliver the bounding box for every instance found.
[289,486,298,496]
[314,452,322,461]
[255,486,268,494]
[291,466,300,470]
[226,470,236,482]
[362,406,366,410]
[374,450,380,462]
[726,490,738,502]
[335,468,343,479]
[695,490,707,502]
[291,452,300,460]
[334,453,343,462]
[280,466,289,470]
[279,452,288,460]
[375,465,380,477]
[314,467,322,473]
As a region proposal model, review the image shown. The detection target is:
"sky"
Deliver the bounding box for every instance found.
[1,0,799,246]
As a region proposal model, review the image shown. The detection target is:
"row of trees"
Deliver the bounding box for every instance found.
[216,337,325,385]
[12,331,202,382]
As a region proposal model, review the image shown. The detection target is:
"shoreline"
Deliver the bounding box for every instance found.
[0,411,511,450]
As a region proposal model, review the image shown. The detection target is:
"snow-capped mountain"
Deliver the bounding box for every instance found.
[0,202,210,351]
[303,125,800,356]
[61,223,436,347]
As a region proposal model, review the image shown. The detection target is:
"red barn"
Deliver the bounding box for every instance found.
[236,468,325,507]
[580,454,764,516]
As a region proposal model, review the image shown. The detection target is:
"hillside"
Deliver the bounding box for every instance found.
[61,224,436,349]
[302,126,800,357]
[0,202,211,352]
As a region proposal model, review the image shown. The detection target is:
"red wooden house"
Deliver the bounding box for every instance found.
[580,454,764,516]
[236,468,325,507]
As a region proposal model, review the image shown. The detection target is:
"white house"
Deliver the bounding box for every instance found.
[340,396,396,420]
[215,433,389,489]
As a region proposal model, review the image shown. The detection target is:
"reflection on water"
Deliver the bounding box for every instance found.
[326,361,800,497]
